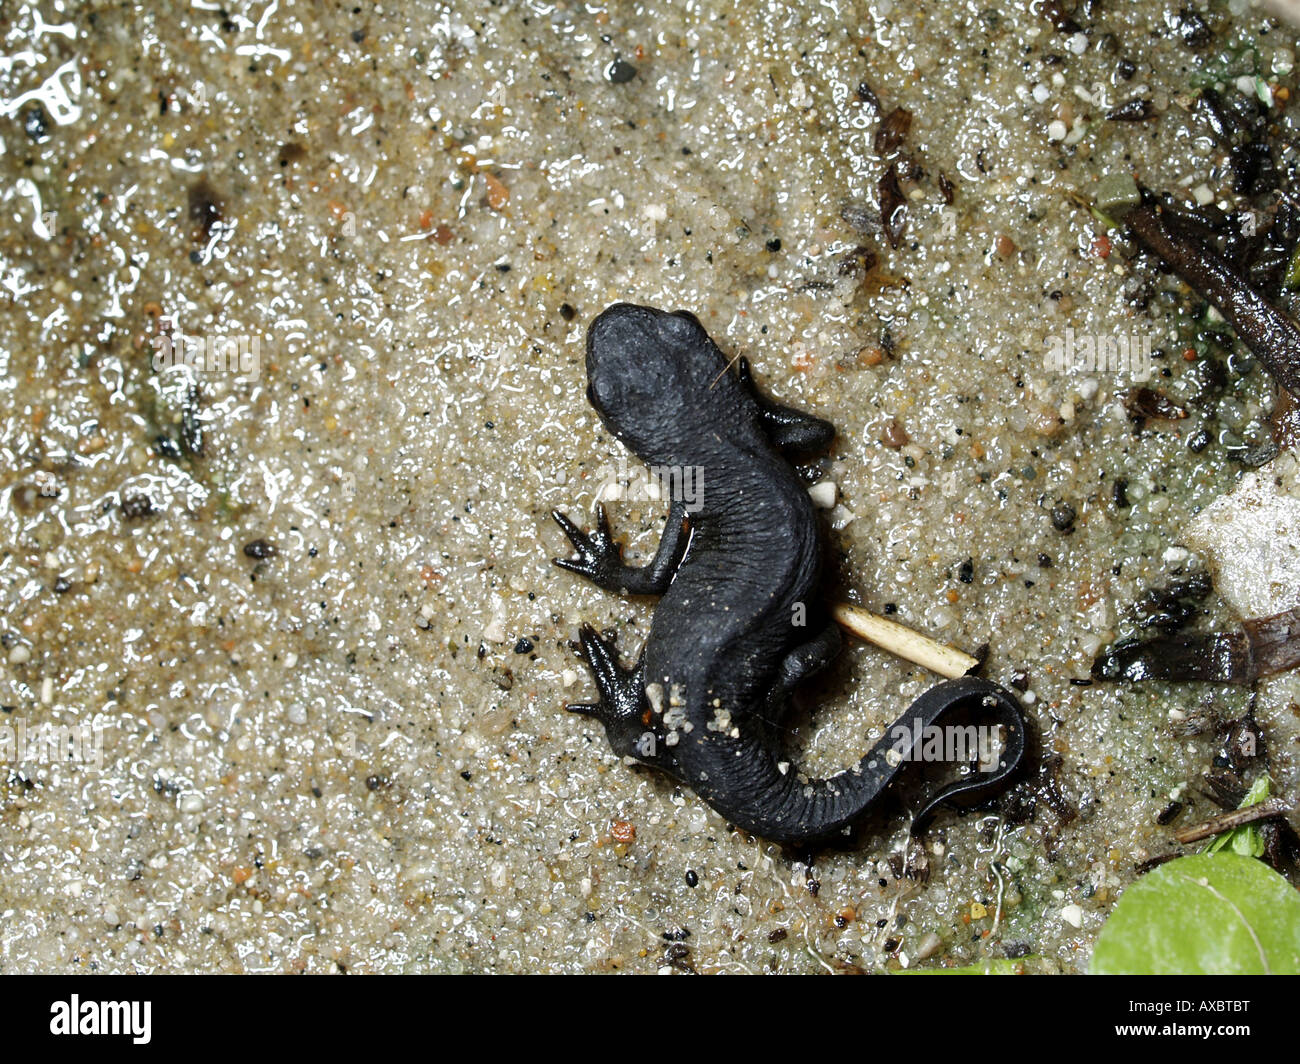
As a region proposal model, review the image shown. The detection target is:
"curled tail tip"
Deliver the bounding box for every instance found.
[906,678,1031,835]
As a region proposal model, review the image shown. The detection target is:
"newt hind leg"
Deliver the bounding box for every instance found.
[567,625,675,772]
[759,622,842,725]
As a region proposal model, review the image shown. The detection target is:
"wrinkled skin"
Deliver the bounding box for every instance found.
[551,303,1027,846]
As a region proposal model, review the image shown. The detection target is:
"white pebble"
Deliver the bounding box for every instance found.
[180,794,204,814]
[1047,120,1068,142]
[808,480,837,509]
[830,504,857,530]
[1061,904,1084,928]
[483,598,508,643]
[1067,33,1088,55]
[914,931,944,960]
[928,606,955,629]
[1032,83,1050,104]
[8,644,31,665]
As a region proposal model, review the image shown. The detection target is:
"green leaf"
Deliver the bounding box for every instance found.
[1204,775,1270,857]
[1091,853,1300,974]
[1284,243,1300,289]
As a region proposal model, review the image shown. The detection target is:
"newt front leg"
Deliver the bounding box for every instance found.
[551,500,690,596]
[736,356,835,454]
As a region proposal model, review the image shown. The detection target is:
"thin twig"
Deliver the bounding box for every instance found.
[1173,798,1290,845]
[832,602,979,679]
[708,350,744,389]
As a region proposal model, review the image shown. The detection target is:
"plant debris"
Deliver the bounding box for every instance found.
[1106,98,1154,122]
[1126,206,1300,398]
[873,107,913,157]
[1124,386,1188,426]
[1093,604,1300,683]
[1177,798,1286,846]
[879,164,908,249]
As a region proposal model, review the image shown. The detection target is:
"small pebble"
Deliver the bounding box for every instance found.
[243,539,276,559]
[1051,502,1077,533]
[24,105,49,142]
[914,932,943,960]
[807,481,837,509]
[605,58,637,84]
[830,504,857,530]
[882,418,909,448]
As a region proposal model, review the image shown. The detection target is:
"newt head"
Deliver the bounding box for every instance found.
[584,302,737,459]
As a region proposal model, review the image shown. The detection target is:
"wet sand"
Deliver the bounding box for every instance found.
[1,1,1297,972]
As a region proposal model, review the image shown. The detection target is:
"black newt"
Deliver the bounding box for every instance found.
[552,303,1027,845]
